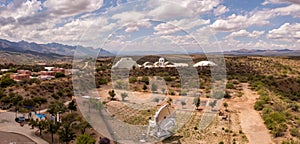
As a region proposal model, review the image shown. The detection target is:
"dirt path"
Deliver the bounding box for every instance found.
[230,83,273,144]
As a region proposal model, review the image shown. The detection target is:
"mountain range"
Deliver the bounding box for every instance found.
[0,39,113,58]
[0,39,299,60]
[223,49,300,56]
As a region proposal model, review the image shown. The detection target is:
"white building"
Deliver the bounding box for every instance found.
[193,61,217,67]
[143,58,189,68]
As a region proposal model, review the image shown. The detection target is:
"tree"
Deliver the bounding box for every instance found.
[108,90,116,100]
[47,102,67,115]
[58,124,76,144]
[121,93,128,101]
[223,102,228,111]
[55,72,66,78]
[193,97,201,110]
[75,116,92,134]
[0,74,16,88]
[30,119,47,136]
[76,134,96,144]
[167,97,173,105]
[46,121,60,143]
[181,101,186,108]
[142,84,147,91]
[28,118,37,129]
[68,100,77,112]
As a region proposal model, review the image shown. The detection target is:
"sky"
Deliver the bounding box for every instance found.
[0,0,299,53]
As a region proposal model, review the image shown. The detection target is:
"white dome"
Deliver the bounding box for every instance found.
[193,61,217,67]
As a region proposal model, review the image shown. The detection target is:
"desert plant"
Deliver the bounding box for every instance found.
[121,93,128,101]
[193,97,201,110]
[108,90,116,100]
[76,134,96,144]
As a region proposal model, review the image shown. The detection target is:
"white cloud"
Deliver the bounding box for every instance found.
[111,11,146,24]
[211,4,300,32]
[153,18,210,35]
[124,21,152,33]
[148,0,221,19]
[226,30,265,39]
[267,23,300,41]
[262,0,300,5]
[44,0,103,17]
[214,5,229,16]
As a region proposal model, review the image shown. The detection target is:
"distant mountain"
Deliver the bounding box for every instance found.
[223,49,300,56]
[0,39,113,58]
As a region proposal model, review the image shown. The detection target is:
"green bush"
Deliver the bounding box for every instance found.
[55,72,65,78]
[141,76,149,85]
[290,128,300,138]
[129,76,137,83]
[254,100,265,111]
[226,83,235,89]
[0,75,16,88]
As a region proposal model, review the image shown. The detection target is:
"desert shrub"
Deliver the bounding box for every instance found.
[263,111,286,135]
[290,128,300,138]
[55,72,65,78]
[164,76,173,82]
[32,96,47,104]
[11,95,23,105]
[271,123,287,137]
[0,75,16,88]
[288,102,299,112]
[51,93,59,99]
[254,100,265,111]
[22,99,35,106]
[96,78,108,85]
[226,83,234,89]
[141,76,149,85]
[169,90,175,95]
[129,76,137,83]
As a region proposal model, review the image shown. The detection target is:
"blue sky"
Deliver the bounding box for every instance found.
[0,0,299,53]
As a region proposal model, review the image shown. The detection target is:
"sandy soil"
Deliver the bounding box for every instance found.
[229,83,273,144]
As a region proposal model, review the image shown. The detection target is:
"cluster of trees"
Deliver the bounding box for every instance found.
[28,101,98,144]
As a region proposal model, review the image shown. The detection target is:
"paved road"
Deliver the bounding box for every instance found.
[0,111,49,144]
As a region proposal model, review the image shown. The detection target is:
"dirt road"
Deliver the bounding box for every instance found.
[230,83,273,144]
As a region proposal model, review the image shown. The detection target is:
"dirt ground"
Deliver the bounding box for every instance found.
[228,83,273,144]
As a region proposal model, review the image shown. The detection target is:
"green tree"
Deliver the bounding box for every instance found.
[46,121,60,143]
[68,100,77,112]
[55,72,66,78]
[142,84,147,91]
[108,90,116,100]
[58,124,76,144]
[0,74,16,88]
[193,97,201,110]
[223,102,228,110]
[47,102,67,115]
[76,134,96,144]
[31,119,47,136]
